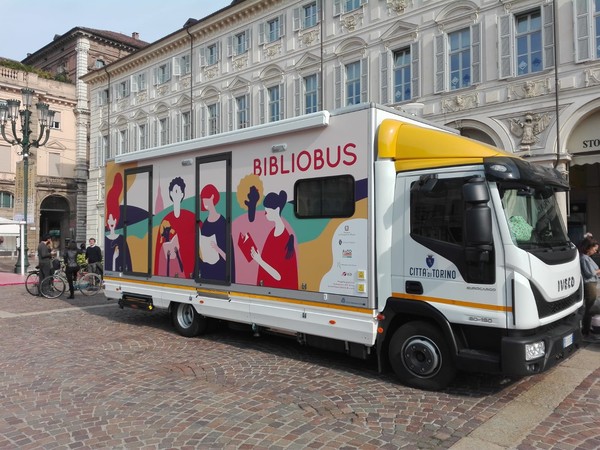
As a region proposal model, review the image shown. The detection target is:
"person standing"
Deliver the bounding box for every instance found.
[579,237,600,336]
[86,238,103,277]
[63,241,81,299]
[37,234,53,293]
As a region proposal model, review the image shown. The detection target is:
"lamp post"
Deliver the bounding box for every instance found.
[0,88,55,274]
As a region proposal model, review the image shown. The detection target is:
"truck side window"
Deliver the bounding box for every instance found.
[411,178,464,245]
[295,175,355,218]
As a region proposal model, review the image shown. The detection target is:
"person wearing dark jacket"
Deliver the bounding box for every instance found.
[85,238,103,277]
[64,241,81,299]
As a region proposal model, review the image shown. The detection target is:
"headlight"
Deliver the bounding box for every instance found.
[525,341,545,361]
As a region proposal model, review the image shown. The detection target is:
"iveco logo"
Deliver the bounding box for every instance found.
[557,277,575,292]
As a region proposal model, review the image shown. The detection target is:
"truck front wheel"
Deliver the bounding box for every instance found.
[388,321,457,390]
[171,302,208,337]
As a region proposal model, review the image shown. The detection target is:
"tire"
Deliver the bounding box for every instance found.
[171,302,208,337]
[40,275,66,299]
[25,272,40,296]
[388,321,457,391]
[78,272,103,296]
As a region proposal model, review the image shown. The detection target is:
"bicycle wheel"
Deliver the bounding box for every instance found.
[25,271,40,296]
[78,272,103,296]
[40,275,66,299]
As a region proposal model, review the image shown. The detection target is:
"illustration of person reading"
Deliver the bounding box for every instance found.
[248,190,298,289]
[105,172,131,272]
[154,177,195,278]
[198,183,231,281]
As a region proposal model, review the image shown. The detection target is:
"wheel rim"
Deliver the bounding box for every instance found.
[401,336,441,378]
[177,304,195,329]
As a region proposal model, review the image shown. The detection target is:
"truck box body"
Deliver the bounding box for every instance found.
[104,104,582,390]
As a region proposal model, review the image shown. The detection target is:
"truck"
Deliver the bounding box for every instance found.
[104,103,583,390]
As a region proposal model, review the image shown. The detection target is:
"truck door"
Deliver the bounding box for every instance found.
[392,171,508,328]
[196,153,233,284]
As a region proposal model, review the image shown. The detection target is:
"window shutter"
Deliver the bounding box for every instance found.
[246,94,252,127]
[228,97,234,131]
[216,103,221,134]
[279,14,285,37]
[411,42,420,99]
[199,46,206,67]
[294,77,301,116]
[153,67,159,85]
[334,65,342,109]
[173,57,181,76]
[227,35,233,57]
[216,42,221,62]
[200,107,206,137]
[471,22,481,84]
[176,112,181,142]
[131,75,138,93]
[247,29,252,49]
[434,34,446,93]
[259,23,266,45]
[380,51,389,104]
[333,0,341,16]
[293,7,301,30]
[259,88,265,124]
[153,118,158,147]
[499,15,513,79]
[317,72,322,111]
[166,62,172,81]
[280,83,286,120]
[360,57,368,103]
[574,0,592,62]
[542,3,555,69]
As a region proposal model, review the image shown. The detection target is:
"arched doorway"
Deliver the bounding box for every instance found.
[39,195,71,252]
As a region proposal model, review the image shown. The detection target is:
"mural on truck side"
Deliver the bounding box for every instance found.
[105,126,369,298]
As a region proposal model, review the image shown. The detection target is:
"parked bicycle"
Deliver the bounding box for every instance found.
[39,262,103,299]
[25,268,41,296]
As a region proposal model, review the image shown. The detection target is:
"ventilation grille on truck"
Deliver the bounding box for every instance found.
[530,282,582,319]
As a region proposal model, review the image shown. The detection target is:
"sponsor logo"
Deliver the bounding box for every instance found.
[342,249,352,258]
[557,276,576,293]
[409,255,457,280]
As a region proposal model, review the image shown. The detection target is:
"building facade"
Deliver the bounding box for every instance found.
[82,0,600,246]
[21,27,148,247]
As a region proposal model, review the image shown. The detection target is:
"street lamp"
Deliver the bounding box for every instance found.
[0,88,56,274]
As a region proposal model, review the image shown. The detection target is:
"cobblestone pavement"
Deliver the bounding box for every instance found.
[0,280,598,449]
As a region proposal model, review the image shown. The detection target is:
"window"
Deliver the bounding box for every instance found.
[236,95,250,129]
[345,61,361,106]
[138,124,147,151]
[98,89,109,106]
[231,30,250,56]
[0,191,14,208]
[434,24,480,92]
[304,74,319,113]
[205,43,219,66]
[119,129,129,154]
[393,48,411,101]
[154,63,171,85]
[158,118,169,145]
[449,29,471,90]
[333,0,366,15]
[49,111,61,129]
[95,59,105,69]
[174,54,191,76]
[498,5,554,78]
[96,134,109,166]
[516,10,542,75]
[207,103,219,135]
[181,111,191,141]
[295,175,355,218]
[260,16,284,44]
[293,2,319,30]
[268,85,283,122]
[116,80,130,99]
[131,72,147,92]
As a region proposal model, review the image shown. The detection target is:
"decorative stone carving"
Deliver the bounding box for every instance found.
[264,43,282,59]
[233,56,248,71]
[508,79,548,100]
[157,84,170,97]
[299,29,319,47]
[584,67,600,87]
[136,91,147,104]
[509,112,552,150]
[340,11,363,32]
[204,66,219,80]
[442,93,478,112]
[180,76,191,89]
[387,0,407,14]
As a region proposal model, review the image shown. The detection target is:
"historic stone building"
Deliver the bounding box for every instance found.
[0,27,148,259]
[82,0,600,245]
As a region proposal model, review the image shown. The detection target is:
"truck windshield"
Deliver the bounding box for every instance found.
[500,186,569,248]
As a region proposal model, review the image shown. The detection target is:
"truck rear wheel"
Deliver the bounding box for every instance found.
[171,302,208,337]
[388,321,457,390]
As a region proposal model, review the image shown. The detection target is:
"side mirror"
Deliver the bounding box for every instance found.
[463,179,493,247]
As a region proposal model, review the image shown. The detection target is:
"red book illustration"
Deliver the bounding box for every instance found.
[238,232,257,262]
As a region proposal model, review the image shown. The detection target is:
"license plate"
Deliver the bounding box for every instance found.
[563,333,573,348]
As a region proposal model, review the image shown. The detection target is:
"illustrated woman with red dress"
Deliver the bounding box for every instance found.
[250,190,298,289]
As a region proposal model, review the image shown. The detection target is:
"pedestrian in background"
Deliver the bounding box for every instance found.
[37,234,53,290]
[579,237,600,337]
[85,238,103,277]
[63,241,80,299]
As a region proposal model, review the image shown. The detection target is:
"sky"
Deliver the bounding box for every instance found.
[0,0,232,61]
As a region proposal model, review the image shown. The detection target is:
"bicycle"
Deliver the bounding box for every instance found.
[39,263,103,299]
[25,268,41,296]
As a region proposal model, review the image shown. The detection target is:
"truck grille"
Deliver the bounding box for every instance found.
[530,282,582,319]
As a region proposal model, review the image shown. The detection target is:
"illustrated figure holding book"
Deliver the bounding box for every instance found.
[154,177,195,278]
[250,190,298,289]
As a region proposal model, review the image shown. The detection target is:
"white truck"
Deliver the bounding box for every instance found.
[104,103,582,390]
